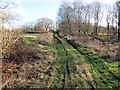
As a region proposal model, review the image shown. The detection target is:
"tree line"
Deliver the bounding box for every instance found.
[22,17,54,33]
[57,1,119,37]
[56,0,120,60]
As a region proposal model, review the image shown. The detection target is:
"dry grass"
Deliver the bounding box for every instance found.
[1,29,21,61]
[0,29,22,88]
[37,32,53,43]
[2,40,40,87]
[69,35,118,59]
[2,32,55,88]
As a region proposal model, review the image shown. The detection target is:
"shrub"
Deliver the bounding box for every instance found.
[2,30,39,63]
[4,38,39,63]
[2,30,20,61]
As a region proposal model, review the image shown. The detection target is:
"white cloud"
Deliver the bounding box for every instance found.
[14,0,26,16]
[4,0,26,16]
[2,0,26,27]
[15,6,26,16]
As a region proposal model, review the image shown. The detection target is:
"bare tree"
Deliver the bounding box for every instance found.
[21,24,34,32]
[92,2,101,36]
[116,1,120,60]
[0,0,21,88]
[106,8,112,36]
[111,4,118,36]
[105,9,113,58]
[58,2,75,36]
[73,1,84,35]
[37,17,53,32]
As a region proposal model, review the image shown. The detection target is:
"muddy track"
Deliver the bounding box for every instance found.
[63,38,96,89]
[54,35,71,87]
[54,34,95,88]
[67,39,119,88]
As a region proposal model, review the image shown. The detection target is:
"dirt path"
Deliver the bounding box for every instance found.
[53,34,119,88]
[52,34,95,88]
[2,33,119,88]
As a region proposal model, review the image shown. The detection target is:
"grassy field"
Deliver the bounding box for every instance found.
[52,34,95,88]
[2,32,119,88]
[67,38,119,88]
[52,33,119,88]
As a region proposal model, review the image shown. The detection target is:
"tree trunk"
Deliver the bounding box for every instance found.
[117,18,120,60]
[94,23,98,36]
[117,2,120,60]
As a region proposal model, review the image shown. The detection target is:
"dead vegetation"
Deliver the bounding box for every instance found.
[2,30,21,60]
[2,32,56,88]
[69,35,118,60]
[37,32,53,44]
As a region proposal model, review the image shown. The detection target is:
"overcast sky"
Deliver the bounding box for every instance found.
[15,0,116,26]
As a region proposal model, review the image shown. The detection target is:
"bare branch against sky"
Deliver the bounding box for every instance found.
[5,0,116,3]
[3,0,116,27]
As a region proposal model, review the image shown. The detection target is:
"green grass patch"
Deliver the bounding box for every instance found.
[67,39,119,88]
[21,34,39,39]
